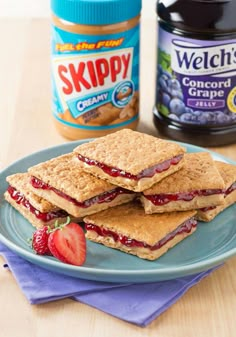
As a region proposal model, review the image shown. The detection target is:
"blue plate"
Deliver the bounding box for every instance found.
[0,140,236,283]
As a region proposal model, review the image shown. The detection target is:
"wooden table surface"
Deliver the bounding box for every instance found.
[0,17,235,337]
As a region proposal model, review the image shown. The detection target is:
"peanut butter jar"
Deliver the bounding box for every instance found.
[51,0,142,140]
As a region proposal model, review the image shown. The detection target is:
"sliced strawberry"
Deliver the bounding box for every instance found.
[48,223,86,266]
[32,226,51,255]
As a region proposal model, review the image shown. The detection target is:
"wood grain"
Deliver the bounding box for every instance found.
[0,18,235,337]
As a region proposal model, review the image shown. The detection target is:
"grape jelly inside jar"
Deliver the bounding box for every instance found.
[154,0,236,146]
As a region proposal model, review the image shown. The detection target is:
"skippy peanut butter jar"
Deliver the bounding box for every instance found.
[50,0,142,140]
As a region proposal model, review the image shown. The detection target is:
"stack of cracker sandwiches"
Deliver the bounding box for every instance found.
[4,129,236,261]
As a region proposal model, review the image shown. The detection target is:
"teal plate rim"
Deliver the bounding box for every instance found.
[0,139,236,283]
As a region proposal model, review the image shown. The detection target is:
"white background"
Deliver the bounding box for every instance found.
[0,0,156,18]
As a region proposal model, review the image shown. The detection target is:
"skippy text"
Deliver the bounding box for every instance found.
[53,48,133,96]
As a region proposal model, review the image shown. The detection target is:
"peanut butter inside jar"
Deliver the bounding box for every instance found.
[51,0,142,140]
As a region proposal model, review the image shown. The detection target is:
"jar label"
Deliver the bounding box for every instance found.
[51,25,139,130]
[156,26,236,126]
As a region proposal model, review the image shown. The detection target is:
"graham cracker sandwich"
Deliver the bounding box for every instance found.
[28,153,135,218]
[84,201,197,261]
[140,152,225,214]
[197,161,236,222]
[4,172,76,229]
[73,129,186,192]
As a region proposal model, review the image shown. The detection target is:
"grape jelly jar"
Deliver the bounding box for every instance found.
[154,0,236,146]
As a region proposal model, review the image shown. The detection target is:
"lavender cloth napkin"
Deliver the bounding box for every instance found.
[0,243,217,327]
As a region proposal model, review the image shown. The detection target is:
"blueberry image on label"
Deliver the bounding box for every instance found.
[168,113,179,121]
[159,76,169,93]
[180,113,193,123]
[162,93,171,107]
[185,107,194,114]
[170,90,184,101]
[167,78,181,91]
[157,64,186,117]
[169,98,185,116]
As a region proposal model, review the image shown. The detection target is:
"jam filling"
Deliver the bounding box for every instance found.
[225,181,236,196]
[200,181,236,212]
[77,154,183,181]
[85,218,197,251]
[145,189,224,206]
[199,206,217,212]
[30,176,133,208]
[7,186,68,222]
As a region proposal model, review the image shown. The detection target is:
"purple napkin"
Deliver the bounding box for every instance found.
[0,243,217,327]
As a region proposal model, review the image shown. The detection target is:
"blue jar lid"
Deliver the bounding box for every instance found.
[51,0,142,25]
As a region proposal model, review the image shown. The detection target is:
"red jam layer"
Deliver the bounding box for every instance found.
[85,218,197,251]
[225,181,236,196]
[145,189,224,206]
[30,177,133,208]
[7,186,68,222]
[199,206,217,212]
[77,154,183,181]
[200,181,236,212]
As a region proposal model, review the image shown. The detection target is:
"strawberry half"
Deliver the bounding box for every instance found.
[32,226,51,255]
[48,222,86,266]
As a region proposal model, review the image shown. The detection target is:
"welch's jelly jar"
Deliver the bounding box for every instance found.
[154,0,236,146]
